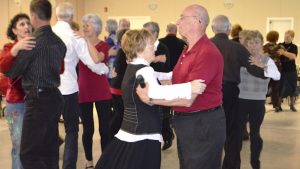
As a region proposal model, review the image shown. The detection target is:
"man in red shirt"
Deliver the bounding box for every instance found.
[137,4,225,169]
[171,4,225,169]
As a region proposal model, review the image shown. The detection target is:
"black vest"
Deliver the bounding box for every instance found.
[121,64,161,134]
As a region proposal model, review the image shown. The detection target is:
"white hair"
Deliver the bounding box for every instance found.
[56,2,73,22]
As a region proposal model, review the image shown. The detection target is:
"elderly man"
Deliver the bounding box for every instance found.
[210,15,266,169]
[137,4,225,169]
[159,23,186,70]
[169,5,226,169]
[52,2,108,169]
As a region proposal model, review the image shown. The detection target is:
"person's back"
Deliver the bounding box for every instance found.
[159,24,186,70]
[21,25,65,88]
[211,33,250,83]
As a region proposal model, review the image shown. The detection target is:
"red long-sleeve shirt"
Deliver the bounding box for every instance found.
[0,42,25,103]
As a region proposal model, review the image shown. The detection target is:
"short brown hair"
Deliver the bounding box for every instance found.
[121,29,154,61]
[30,0,52,21]
[230,24,242,38]
[266,31,279,43]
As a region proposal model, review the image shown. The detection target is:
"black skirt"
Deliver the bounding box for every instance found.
[95,137,161,169]
[280,71,298,97]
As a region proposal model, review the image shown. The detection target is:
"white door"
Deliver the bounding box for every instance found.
[266,17,294,43]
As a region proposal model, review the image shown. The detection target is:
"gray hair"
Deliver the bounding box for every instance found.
[56,2,74,22]
[166,23,177,34]
[82,14,102,36]
[211,15,231,34]
[143,21,160,39]
[118,18,130,30]
[106,19,118,34]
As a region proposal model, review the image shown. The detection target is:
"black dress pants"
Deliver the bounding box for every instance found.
[20,88,63,169]
[222,83,241,169]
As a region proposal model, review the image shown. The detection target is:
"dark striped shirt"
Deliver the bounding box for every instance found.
[6,25,66,89]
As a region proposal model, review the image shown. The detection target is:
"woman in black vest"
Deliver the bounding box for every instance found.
[94,29,205,169]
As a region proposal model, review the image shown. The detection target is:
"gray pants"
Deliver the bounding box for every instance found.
[173,107,226,169]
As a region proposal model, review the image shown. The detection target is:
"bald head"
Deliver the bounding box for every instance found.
[185,4,210,29]
[211,15,231,35]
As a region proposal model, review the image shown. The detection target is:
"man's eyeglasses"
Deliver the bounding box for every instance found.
[179,15,201,23]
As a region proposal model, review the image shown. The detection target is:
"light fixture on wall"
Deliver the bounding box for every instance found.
[14,0,21,6]
[148,0,158,11]
[224,0,234,9]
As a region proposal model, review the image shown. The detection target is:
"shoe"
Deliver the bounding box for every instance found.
[162,140,173,150]
[290,106,297,112]
[275,106,283,112]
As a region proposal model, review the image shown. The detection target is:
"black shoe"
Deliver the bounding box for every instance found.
[275,106,283,112]
[162,140,173,151]
[290,106,297,112]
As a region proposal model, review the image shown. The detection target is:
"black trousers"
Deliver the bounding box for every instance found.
[270,79,281,108]
[110,94,124,137]
[62,92,80,169]
[237,99,265,169]
[80,100,112,161]
[161,106,174,142]
[173,108,226,169]
[20,88,63,169]
[222,83,241,169]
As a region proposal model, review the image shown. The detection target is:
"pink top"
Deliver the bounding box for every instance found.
[172,35,224,112]
[78,41,112,103]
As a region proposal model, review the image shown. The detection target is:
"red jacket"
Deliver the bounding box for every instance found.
[0,42,25,103]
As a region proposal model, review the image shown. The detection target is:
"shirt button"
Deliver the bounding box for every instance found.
[180,62,183,64]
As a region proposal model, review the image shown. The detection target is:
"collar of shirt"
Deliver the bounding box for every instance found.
[215,33,229,40]
[154,40,159,48]
[131,57,150,66]
[53,20,72,31]
[33,25,52,37]
[183,34,208,55]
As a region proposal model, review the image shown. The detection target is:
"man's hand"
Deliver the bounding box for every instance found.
[191,79,206,94]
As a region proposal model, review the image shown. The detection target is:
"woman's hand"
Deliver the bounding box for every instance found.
[11,36,35,56]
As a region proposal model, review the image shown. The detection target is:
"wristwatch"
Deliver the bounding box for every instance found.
[148,97,154,106]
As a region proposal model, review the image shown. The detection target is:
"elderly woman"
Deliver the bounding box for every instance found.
[79,14,112,169]
[0,13,35,169]
[277,30,298,112]
[263,31,283,112]
[237,30,280,169]
[94,29,205,169]
[105,19,118,82]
